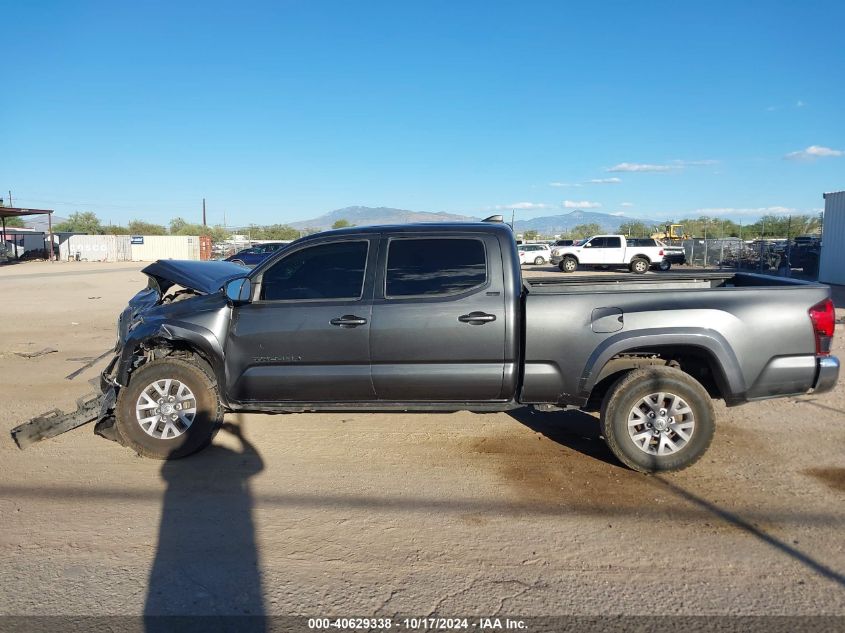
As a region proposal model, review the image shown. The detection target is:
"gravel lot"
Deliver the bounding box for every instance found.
[1,260,844,617]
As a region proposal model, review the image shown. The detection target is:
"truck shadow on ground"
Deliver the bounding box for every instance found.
[508,405,845,589]
[144,421,266,629]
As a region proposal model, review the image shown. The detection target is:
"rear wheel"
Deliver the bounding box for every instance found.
[115,358,223,459]
[658,259,672,271]
[560,256,577,273]
[534,256,545,265]
[630,257,649,274]
[600,366,715,472]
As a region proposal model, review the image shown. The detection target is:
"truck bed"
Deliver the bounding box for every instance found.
[520,271,831,407]
[523,271,820,294]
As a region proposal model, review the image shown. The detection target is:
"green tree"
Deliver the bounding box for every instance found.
[523,229,540,240]
[128,220,168,235]
[571,223,602,239]
[53,211,104,234]
[105,224,130,235]
[3,216,26,228]
[331,219,353,229]
[617,221,650,237]
[250,224,300,240]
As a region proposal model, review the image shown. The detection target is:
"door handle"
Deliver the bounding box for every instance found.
[330,315,368,328]
[458,312,496,325]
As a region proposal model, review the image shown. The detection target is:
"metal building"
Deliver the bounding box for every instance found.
[819,191,845,286]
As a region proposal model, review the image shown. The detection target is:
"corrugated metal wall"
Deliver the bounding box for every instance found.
[60,235,132,261]
[819,191,845,286]
[58,235,202,261]
[130,235,200,261]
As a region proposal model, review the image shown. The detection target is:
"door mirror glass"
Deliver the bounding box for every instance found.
[225,277,252,303]
[583,242,592,248]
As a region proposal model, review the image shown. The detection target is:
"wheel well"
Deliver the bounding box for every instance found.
[563,253,579,263]
[130,338,216,384]
[584,346,727,410]
[631,254,651,263]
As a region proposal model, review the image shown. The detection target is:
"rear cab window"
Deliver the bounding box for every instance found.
[384,238,487,298]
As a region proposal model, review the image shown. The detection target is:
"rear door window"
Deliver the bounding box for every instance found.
[385,238,486,297]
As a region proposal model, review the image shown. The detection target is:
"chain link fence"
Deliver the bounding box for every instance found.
[678,238,821,280]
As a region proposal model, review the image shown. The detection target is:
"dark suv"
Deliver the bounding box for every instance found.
[225,242,290,266]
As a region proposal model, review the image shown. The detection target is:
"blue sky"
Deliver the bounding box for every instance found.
[2,0,844,226]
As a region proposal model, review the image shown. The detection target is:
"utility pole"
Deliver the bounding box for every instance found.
[8,191,12,207]
[202,198,207,227]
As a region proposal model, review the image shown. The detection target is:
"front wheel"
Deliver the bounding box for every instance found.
[115,358,223,459]
[600,366,715,472]
[560,256,578,273]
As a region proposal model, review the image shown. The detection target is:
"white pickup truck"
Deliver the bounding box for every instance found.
[550,235,667,273]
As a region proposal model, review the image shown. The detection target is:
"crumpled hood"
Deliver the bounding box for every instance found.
[142,259,247,295]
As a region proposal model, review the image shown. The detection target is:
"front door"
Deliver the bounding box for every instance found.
[224,237,377,403]
[369,234,506,401]
[578,237,605,264]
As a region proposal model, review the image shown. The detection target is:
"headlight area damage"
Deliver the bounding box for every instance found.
[10,259,243,451]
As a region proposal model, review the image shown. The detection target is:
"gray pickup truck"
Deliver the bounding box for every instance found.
[94,218,839,472]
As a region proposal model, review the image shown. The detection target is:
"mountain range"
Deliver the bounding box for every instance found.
[290,206,658,235]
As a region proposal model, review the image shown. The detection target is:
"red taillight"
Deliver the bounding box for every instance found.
[659,249,664,256]
[809,299,835,355]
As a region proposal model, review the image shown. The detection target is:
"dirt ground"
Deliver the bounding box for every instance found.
[1,260,844,617]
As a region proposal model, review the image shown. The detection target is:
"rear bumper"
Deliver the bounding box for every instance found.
[813,356,840,394]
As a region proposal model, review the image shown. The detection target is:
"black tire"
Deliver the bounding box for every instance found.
[560,256,577,273]
[534,256,545,265]
[600,366,715,473]
[630,257,649,274]
[658,259,671,271]
[115,358,223,459]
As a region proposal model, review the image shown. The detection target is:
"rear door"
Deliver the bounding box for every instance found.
[370,233,507,401]
[602,236,625,263]
[224,236,377,403]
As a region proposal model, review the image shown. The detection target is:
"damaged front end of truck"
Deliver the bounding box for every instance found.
[11,259,246,450]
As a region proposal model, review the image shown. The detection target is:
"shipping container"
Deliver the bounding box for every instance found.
[819,191,845,286]
[2,230,46,257]
[130,235,201,261]
[59,235,131,262]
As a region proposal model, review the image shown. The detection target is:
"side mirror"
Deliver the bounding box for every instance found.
[583,242,592,248]
[225,277,252,303]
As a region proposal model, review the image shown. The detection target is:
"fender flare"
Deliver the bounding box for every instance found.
[116,320,227,403]
[579,327,746,401]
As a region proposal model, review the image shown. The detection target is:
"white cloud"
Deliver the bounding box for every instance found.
[620,202,635,207]
[494,202,552,210]
[607,162,676,173]
[563,200,602,209]
[587,177,622,184]
[785,145,844,160]
[608,159,717,172]
[548,182,581,188]
[609,212,626,216]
